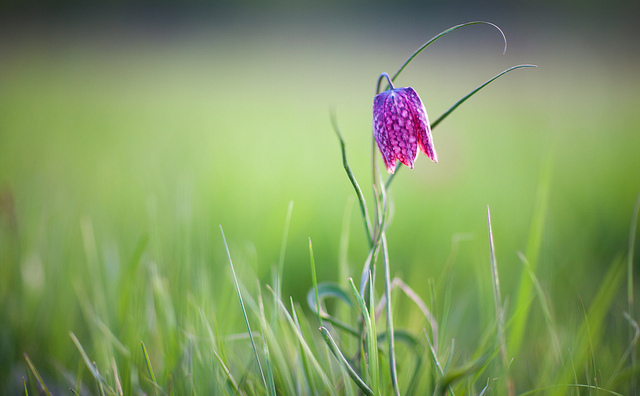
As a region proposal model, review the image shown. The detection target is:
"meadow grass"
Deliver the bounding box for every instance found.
[1,15,640,395]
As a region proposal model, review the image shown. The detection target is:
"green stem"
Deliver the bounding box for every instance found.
[332,112,374,247]
[320,327,375,396]
[376,72,395,94]
[390,21,507,87]
[431,64,536,130]
[382,234,400,396]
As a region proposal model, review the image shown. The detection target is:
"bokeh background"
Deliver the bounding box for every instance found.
[1,0,639,391]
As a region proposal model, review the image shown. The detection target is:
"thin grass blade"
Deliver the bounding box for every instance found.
[320,326,374,396]
[69,332,116,395]
[220,225,268,391]
[551,257,626,394]
[309,237,322,326]
[269,288,336,394]
[348,277,380,394]
[517,252,561,363]
[23,353,52,396]
[627,191,640,392]
[199,308,243,394]
[275,201,294,309]
[380,234,400,396]
[486,207,507,369]
[509,151,552,361]
[437,353,492,396]
[607,312,640,388]
[140,341,159,396]
[518,384,624,396]
[291,298,315,394]
[256,285,278,396]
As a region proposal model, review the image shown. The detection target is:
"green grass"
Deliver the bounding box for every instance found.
[1,14,640,395]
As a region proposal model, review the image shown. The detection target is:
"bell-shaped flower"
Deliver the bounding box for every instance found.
[373,86,437,173]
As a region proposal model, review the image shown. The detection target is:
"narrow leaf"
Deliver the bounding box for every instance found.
[140,341,159,396]
[509,151,552,360]
[627,190,640,391]
[320,326,374,396]
[69,332,116,395]
[291,298,315,394]
[276,201,294,304]
[269,288,336,394]
[220,225,268,391]
[309,238,322,326]
[431,64,536,129]
[348,277,380,393]
[381,234,400,396]
[23,353,52,396]
[487,206,508,371]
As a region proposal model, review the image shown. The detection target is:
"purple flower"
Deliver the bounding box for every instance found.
[373,87,437,173]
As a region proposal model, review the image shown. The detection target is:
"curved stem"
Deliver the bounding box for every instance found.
[331,112,374,247]
[376,72,395,94]
[390,21,507,88]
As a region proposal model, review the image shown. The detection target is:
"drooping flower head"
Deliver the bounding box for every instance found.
[373,84,437,173]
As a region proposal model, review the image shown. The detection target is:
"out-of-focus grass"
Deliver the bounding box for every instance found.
[1,12,639,393]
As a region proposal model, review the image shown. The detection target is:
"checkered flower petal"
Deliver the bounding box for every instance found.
[373,87,437,173]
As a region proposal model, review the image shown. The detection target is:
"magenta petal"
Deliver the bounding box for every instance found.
[373,89,418,173]
[373,86,436,173]
[407,89,437,163]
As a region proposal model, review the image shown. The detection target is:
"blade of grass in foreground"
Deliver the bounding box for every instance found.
[348,277,379,394]
[220,225,269,394]
[140,340,159,396]
[486,207,508,374]
[508,151,552,362]
[380,234,400,396]
[607,312,639,389]
[320,326,374,396]
[275,201,294,315]
[517,252,561,363]
[437,353,492,396]
[291,298,315,393]
[23,353,52,396]
[627,191,640,392]
[309,237,322,326]
[199,308,243,394]
[550,256,626,394]
[69,332,116,395]
[256,283,278,396]
[269,287,336,394]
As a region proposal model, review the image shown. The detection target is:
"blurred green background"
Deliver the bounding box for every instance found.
[1,1,639,392]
